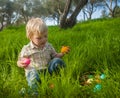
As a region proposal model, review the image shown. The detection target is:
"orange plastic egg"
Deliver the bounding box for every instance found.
[61,46,70,54]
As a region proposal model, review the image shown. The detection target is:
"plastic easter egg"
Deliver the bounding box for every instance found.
[94,84,102,92]
[86,78,93,84]
[100,74,106,79]
[95,79,101,83]
[88,75,93,78]
[61,46,70,54]
[49,83,54,89]
[23,58,31,65]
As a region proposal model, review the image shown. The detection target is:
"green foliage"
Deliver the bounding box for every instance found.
[0,18,120,98]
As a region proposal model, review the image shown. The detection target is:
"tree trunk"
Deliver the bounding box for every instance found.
[0,14,5,31]
[60,0,72,28]
[60,0,88,29]
[0,23,4,31]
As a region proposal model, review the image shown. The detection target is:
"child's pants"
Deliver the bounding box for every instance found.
[26,58,65,93]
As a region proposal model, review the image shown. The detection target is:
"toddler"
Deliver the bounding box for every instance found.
[17,17,69,95]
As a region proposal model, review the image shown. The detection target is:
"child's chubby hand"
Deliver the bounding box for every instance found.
[17,58,31,68]
[61,46,70,54]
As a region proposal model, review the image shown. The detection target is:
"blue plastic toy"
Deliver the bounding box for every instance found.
[100,74,106,79]
[94,84,102,92]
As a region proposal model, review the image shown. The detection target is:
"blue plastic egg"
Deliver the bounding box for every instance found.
[100,74,106,79]
[94,84,102,92]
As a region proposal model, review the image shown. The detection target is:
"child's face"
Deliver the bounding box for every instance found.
[30,32,48,48]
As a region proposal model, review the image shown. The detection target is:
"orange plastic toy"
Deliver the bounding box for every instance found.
[61,46,70,54]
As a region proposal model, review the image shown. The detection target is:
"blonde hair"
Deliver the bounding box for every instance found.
[26,17,48,39]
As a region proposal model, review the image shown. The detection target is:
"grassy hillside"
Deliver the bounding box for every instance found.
[0,17,120,98]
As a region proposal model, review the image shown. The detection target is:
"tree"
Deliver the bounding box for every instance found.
[11,0,48,24]
[101,6,109,18]
[102,0,120,17]
[114,6,120,17]
[60,0,88,29]
[0,0,15,31]
[43,0,66,25]
[82,0,101,20]
[0,13,6,31]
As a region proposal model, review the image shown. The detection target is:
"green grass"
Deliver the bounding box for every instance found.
[0,17,120,98]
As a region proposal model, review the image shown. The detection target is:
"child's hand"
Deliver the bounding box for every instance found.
[61,46,70,54]
[18,58,31,68]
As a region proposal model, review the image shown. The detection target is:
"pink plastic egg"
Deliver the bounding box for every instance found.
[23,58,31,65]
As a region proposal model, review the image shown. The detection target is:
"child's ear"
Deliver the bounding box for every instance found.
[29,36,32,40]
